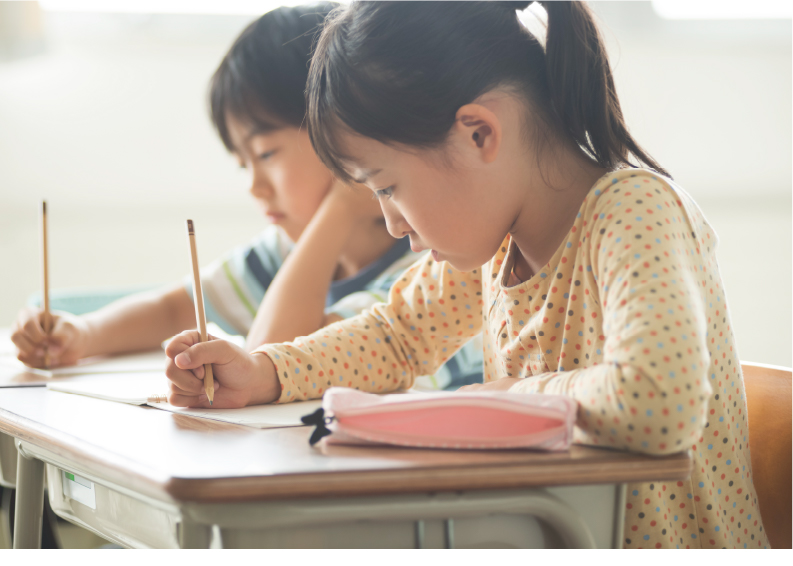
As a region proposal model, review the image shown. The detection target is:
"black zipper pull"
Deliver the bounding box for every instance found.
[301,407,335,446]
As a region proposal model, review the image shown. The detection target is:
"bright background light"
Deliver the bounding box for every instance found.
[38,0,324,15]
[652,0,792,20]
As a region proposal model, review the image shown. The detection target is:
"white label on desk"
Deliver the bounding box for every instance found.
[61,470,96,510]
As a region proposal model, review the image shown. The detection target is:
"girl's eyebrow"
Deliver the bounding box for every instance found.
[245,128,272,142]
[352,168,382,184]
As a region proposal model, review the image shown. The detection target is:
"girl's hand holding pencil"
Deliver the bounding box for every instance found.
[165,330,280,409]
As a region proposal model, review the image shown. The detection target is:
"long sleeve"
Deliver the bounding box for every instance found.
[508,175,712,456]
[255,253,485,402]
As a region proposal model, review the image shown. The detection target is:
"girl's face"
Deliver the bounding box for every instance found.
[226,114,334,242]
[337,132,518,273]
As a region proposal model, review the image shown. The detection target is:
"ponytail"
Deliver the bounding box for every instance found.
[308,1,669,182]
[542,1,669,177]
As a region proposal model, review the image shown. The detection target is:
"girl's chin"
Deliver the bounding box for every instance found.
[440,253,489,273]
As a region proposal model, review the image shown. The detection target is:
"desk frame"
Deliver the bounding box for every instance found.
[0,385,692,550]
[13,437,628,549]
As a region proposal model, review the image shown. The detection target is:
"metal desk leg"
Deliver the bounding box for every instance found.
[0,487,11,549]
[13,450,45,549]
[178,520,211,549]
[444,519,454,549]
[414,520,425,549]
[612,483,627,549]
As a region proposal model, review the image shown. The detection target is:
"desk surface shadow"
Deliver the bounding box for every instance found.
[0,388,691,504]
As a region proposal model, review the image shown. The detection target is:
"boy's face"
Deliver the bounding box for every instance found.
[336,132,512,273]
[226,114,334,242]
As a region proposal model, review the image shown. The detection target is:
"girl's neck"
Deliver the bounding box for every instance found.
[335,220,396,280]
[508,142,608,282]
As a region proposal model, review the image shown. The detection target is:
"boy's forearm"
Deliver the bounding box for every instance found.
[245,198,355,349]
[81,283,196,357]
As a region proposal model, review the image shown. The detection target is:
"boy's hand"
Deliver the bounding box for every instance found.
[165,330,280,408]
[11,308,89,368]
[325,178,384,222]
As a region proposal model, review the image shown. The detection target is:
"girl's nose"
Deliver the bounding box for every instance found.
[382,203,411,239]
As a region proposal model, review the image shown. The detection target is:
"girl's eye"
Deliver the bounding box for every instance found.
[372,186,394,200]
[258,150,276,161]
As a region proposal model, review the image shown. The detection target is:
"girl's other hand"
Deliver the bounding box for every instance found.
[458,377,521,393]
[165,330,280,408]
[11,308,89,368]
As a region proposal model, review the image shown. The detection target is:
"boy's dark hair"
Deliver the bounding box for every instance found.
[210,3,337,152]
[307,1,669,182]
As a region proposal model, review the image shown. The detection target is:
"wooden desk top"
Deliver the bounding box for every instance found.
[0,387,692,504]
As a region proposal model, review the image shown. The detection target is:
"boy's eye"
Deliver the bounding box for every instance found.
[372,186,394,200]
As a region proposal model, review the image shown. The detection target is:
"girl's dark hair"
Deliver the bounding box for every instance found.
[209,2,337,151]
[307,1,669,181]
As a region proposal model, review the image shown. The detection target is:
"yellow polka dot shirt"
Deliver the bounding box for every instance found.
[255,169,768,548]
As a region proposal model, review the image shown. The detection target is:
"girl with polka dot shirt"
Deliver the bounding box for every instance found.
[164,1,768,548]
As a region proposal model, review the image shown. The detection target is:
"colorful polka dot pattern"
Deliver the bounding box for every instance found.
[256,169,767,548]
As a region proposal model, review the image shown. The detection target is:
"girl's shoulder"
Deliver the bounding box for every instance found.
[590,168,674,203]
[582,168,717,253]
[584,168,702,220]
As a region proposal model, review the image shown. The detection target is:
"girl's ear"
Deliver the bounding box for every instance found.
[452,103,502,164]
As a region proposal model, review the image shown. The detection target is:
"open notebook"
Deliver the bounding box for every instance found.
[0,323,245,385]
[47,373,320,429]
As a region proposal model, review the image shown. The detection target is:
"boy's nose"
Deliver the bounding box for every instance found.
[249,174,274,200]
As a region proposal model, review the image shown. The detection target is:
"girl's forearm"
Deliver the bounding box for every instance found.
[245,198,356,350]
[249,351,282,405]
[81,283,197,357]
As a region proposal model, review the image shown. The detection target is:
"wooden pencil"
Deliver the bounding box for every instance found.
[41,200,51,369]
[186,219,214,406]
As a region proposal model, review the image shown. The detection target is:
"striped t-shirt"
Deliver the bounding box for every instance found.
[185,225,483,390]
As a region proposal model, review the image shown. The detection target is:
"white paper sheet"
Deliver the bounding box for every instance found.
[1,324,244,382]
[43,349,167,377]
[147,399,322,429]
[47,372,169,404]
[47,372,320,429]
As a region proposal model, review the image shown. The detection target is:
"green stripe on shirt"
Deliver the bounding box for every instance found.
[223,261,257,318]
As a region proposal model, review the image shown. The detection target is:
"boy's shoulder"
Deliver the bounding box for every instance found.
[239,224,295,262]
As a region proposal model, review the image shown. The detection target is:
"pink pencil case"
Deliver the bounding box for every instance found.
[301,388,577,451]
